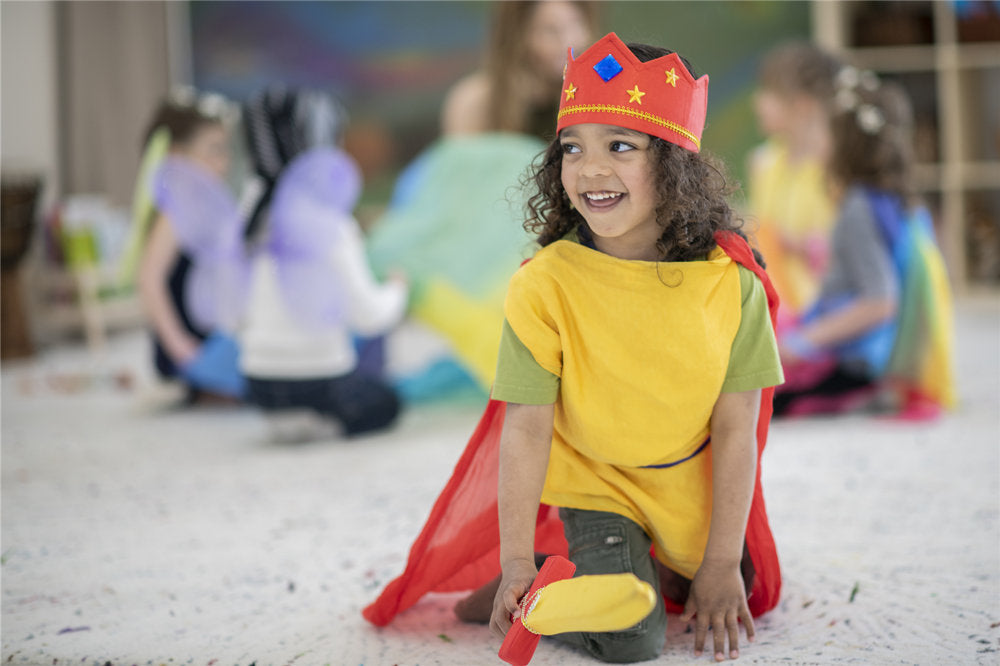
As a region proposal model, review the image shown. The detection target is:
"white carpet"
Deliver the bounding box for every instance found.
[2,296,998,666]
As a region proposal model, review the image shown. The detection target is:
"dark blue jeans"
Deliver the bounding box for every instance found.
[153,254,207,379]
[246,371,400,436]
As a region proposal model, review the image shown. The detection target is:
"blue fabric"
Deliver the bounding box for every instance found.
[804,189,919,376]
[353,334,386,378]
[388,149,432,209]
[802,293,896,376]
[394,358,485,404]
[181,333,247,398]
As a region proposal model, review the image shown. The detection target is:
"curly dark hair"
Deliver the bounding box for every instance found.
[524,42,760,265]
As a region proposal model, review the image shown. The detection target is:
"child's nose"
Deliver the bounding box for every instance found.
[579,152,612,178]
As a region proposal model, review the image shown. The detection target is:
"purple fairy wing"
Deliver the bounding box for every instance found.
[152,156,249,331]
[152,156,241,254]
[266,147,363,327]
[268,147,360,254]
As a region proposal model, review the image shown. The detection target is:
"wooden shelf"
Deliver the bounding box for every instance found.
[36,265,146,350]
[959,162,1000,190]
[813,0,1000,287]
[952,42,1000,69]
[845,42,1000,72]
[847,45,937,72]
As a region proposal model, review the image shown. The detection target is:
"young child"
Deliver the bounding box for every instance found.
[239,87,407,440]
[365,34,785,663]
[774,69,956,417]
[748,42,843,318]
[136,92,248,400]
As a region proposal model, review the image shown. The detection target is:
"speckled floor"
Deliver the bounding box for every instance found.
[2,296,998,666]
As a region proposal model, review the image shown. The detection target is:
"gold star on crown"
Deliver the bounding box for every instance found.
[626,84,645,104]
[665,67,679,87]
[564,83,577,101]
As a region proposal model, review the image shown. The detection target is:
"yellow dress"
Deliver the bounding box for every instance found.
[504,240,742,578]
[748,140,835,313]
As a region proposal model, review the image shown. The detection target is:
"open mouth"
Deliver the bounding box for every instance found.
[583,191,624,210]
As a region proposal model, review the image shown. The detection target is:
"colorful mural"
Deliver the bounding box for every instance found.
[190,1,811,196]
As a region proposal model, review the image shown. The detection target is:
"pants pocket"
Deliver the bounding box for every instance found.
[560,510,659,640]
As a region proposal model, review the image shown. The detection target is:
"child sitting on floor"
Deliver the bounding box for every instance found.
[774,69,956,417]
[364,33,785,664]
[747,42,843,319]
[239,87,407,441]
[136,91,248,401]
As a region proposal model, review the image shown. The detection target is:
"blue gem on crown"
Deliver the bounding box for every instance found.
[593,54,623,82]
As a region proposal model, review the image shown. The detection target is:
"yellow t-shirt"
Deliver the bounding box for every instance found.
[494,264,779,402]
[501,239,782,577]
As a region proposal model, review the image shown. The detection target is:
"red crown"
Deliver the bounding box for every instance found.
[557,33,709,153]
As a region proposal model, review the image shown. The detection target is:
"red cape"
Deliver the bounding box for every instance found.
[364,231,782,626]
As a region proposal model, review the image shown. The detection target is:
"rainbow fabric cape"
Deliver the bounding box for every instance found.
[363,231,782,627]
[866,189,957,411]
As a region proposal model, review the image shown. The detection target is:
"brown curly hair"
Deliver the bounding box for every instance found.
[757,41,843,104]
[828,80,916,206]
[524,42,760,265]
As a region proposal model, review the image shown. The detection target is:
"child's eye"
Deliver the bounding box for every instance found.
[610,141,636,153]
[561,143,581,155]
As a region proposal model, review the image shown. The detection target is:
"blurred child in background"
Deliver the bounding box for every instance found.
[366,1,596,402]
[239,87,407,441]
[775,69,956,417]
[136,91,248,402]
[748,42,843,320]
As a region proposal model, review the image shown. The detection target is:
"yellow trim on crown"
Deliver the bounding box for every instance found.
[558,103,701,149]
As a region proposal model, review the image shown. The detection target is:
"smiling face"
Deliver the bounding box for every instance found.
[559,123,662,261]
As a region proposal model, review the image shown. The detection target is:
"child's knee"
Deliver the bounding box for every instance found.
[559,508,657,580]
[557,508,667,662]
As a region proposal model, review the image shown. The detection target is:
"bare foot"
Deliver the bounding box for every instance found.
[454,553,550,624]
[454,574,501,624]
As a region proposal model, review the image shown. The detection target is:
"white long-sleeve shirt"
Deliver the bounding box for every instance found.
[239,218,407,379]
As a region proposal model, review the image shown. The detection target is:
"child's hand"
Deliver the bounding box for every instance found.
[490,558,538,639]
[779,329,820,365]
[387,269,408,288]
[679,559,755,661]
[180,333,246,399]
[166,331,201,366]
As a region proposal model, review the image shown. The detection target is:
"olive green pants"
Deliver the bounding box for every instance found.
[552,507,667,663]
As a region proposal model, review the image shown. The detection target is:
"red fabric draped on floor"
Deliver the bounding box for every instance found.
[363,231,782,627]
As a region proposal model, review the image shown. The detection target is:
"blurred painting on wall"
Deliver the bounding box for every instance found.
[189,1,812,200]
[189,0,490,193]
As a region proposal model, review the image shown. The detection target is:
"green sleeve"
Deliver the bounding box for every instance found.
[492,319,560,405]
[721,266,785,393]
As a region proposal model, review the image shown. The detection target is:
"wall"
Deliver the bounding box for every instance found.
[59,1,171,207]
[1,0,61,211]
